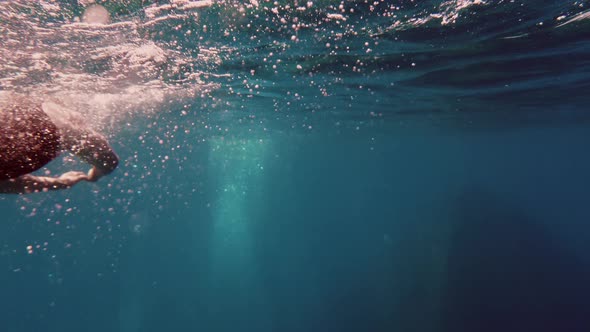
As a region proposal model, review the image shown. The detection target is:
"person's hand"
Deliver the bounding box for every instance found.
[87,166,105,182]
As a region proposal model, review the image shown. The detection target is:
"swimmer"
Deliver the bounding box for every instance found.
[0,99,119,194]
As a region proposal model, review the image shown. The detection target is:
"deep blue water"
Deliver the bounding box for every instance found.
[2,1,590,331]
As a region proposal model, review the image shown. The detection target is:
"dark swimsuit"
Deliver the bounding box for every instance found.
[0,103,61,180]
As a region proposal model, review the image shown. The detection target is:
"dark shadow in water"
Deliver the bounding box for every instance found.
[443,187,590,332]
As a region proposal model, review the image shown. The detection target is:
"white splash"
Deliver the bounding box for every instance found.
[0,0,219,134]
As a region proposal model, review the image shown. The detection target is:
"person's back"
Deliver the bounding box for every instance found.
[0,98,119,194]
[0,101,61,180]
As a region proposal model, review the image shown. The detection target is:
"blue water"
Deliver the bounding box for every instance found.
[2,1,590,331]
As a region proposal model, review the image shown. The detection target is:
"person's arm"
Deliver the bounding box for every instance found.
[0,128,118,194]
[60,127,119,182]
[0,171,89,194]
[41,101,119,182]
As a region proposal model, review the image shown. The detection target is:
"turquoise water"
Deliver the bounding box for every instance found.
[1,1,590,331]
